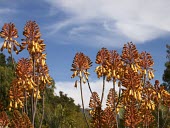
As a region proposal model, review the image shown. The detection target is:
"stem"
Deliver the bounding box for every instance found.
[113,82,121,112]
[24,89,28,114]
[86,78,93,95]
[143,74,146,87]
[31,92,34,123]
[79,77,90,128]
[101,75,105,105]
[113,80,119,128]
[33,85,39,126]
[158,103,160,128]
[99,75,106,128]
[33,65,40,125]
[130,101,133,128]
[32,57,35,125]
[39,90,45,128]
[10,53,15,70]
[138,74,146,110]
[113,80,115,107]
[98,106,101,128]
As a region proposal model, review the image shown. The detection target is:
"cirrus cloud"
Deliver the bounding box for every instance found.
[44,0,170,47]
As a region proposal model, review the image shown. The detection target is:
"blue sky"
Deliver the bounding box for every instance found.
[0,0,170,107]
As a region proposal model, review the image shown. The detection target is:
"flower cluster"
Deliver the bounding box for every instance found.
[71,52,92,84]
[71,42,170,127]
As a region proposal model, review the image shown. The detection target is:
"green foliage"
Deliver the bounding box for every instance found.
[39,88,87,128]
[0,53,15,110]
[6,56,16,68]
[0,53,6,66]
[163,44,170,91]
[151,105,170,128]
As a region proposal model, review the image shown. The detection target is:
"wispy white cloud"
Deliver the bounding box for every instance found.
[0,8,16,14]
[68,25,92,36]
[115,22,168,42]
[44,0,170,47]
[46,19,75,35]
[55,80,120,108]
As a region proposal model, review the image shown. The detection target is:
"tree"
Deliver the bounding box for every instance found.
[6,56,16,68]
[0,53,15,110]
[40,88,87,128]
[162,44,170,91]
[0,53,6,66]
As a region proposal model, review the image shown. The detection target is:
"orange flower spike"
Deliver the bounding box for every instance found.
[38,65,52,90]
[9,79,25,109]
[106,88,118,109]
[16,58,32,78]
[21,21,45,55]
[95,48,110,77]
[106,50,122,81]
[0,23,20,54]
[139,52,154,69]
[0,111,10,127]
[102,107,116,128]
[141,109,154,126]
[71,52,92,81]
[121,42,139,65]
[122,68,141,89]
[89,92,102,128]
[124,101,142,127]
[89,92,101,109]
[139,51,154,80]
[96,48,110,65]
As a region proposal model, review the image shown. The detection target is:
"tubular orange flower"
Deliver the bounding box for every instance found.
[0,22,20,54]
